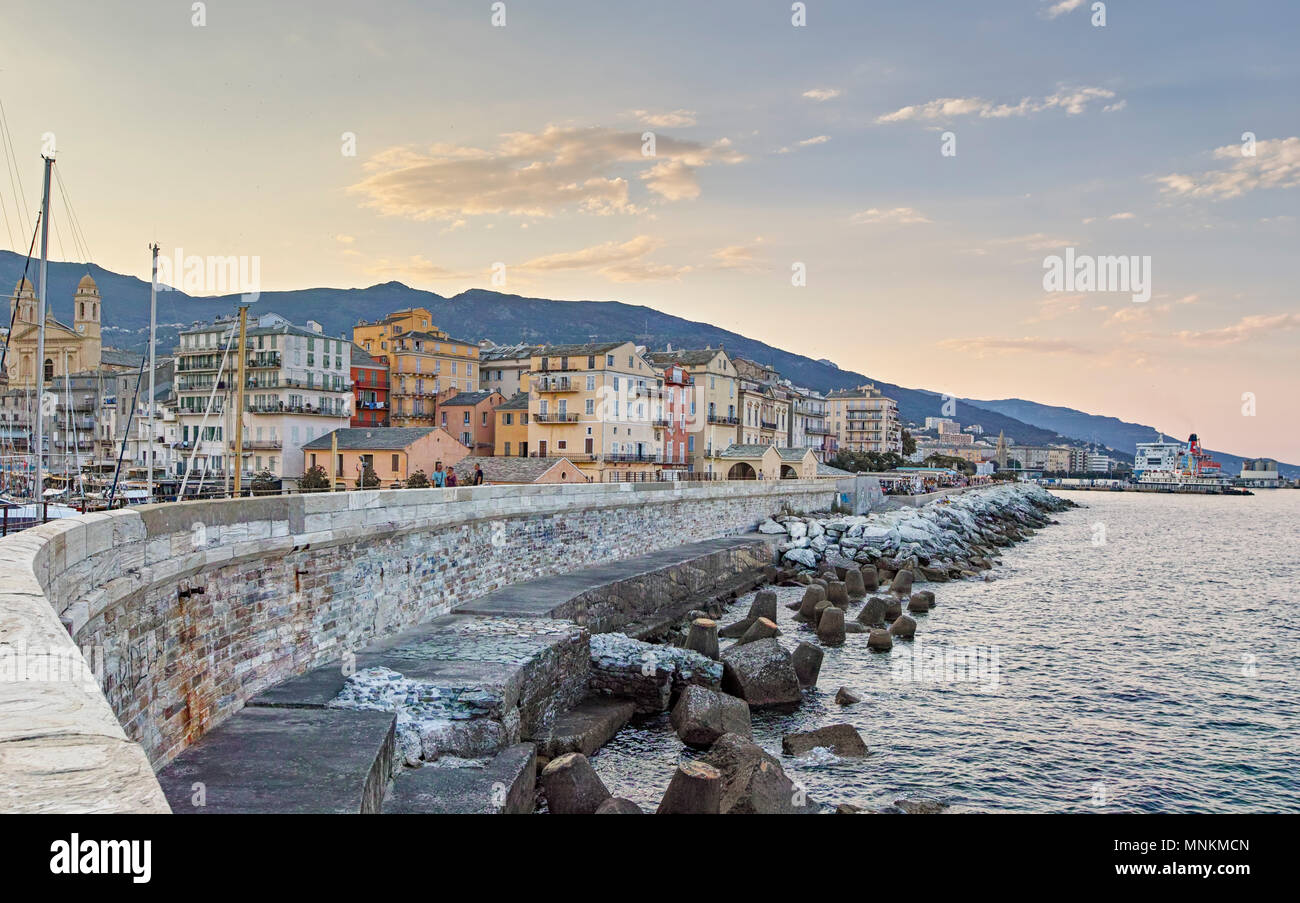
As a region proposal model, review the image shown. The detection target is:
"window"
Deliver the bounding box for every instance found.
[392,454,399,471]
[482,412,488,426]
[606,354,614,366]
[463,411,471,424]
[503,441,512,456]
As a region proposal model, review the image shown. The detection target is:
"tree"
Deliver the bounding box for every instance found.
[356,464,380,489]
[299,464,329,491]
[407,469,430,488]
[250,470,279,495]
[991,468,1020,482]
[901,429,916,456]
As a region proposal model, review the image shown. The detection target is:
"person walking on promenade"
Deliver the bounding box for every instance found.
[446,466,458,487]
[473,463,485,485]
[433,464,446,488]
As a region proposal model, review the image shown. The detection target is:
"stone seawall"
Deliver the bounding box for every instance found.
[0,478,838,813]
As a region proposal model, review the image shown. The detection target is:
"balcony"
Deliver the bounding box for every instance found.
[651,418,671,429]
[534,412,580,424]
[604,453,658,463]
[229,439,283,450]
[535,377,579,393]
[531,451,595,462]
[760,420,778,431]
[246,352,282,369]
[707,414,739,426]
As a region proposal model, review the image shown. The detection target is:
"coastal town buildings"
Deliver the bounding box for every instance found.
[4,275,104,387]
[645,348,738,476]
[827,384,902,454]
[788,383,833,458]
[352,308,480,427]
[174,312,352,487]
[654,357,693,471]
[454,454,588,485]
[528,341,662,480]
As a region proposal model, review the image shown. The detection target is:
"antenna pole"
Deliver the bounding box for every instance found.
[232,303,249,496]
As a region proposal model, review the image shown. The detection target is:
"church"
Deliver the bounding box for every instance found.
[4,273,103,388]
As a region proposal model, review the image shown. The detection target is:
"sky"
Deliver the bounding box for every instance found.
[2,0,1297,460]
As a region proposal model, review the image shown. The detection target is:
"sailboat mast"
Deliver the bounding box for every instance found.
[147,243,158,502]
[33,155,53,504]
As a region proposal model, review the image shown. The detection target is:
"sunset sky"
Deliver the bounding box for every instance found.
[3,0,1297,460]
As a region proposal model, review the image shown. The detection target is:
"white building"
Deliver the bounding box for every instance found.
[174,312,352,488]
[1086,453,1114,473]
[1239,459,1281,488]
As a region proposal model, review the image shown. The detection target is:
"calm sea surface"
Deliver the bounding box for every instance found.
[590,489,1300,813]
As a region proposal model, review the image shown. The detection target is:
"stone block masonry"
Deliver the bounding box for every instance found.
[0,478,838,813]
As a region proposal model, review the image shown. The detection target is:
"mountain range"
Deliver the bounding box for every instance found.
[2,250,1294,478]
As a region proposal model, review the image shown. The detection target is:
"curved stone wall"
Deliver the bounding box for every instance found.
[0,479,838,813]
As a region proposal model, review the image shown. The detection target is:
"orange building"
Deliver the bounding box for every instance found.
[494,391,530,457]
[302,426,469,487]
[437,389,505,455]
[352,308,480,427]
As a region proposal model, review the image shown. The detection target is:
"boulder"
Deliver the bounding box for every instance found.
[889,614,917,638]
[737,616,781,646]
[540,752,612,814]
[782,723,869,758]
[685,618,720,660]
[783,547,817,569]
[867,628,893,652]
[844,622,867,634]
[702,732,813,814]
[816,606,846,646]
[812,599,833,626]
[844,569,867,600]
[894,798,949,815]
[595,797,644,814]
[913,590,936,608]
[670,684,753,747]
[834,687,861,705]
[720,638,802,708]
[883,598,903,621]
[857,596,887,627]
[907,593,931,613]
[860,565,879,592]
[656,760,723,814]
[791,642,824,689]
[759,518,787,534]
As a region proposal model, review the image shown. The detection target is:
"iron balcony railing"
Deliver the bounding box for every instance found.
[534,412,580,423]
[707,414,740,425]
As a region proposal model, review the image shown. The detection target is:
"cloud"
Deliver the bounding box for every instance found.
[1025,293,1086,323]
[850,207,932,225]
[334,234,355,244]
[986,232,1077,251]
[516,235,691,283]
[1043,0,1087,17]
[364,255,474,283]
[802,88,842,102]
[1156,136,1300,200]
[937,336,1094,357]
[629,109,697,128]
[711,240,766,271]
[877,86,1119,123]
[348,125,746,220]
[1173,312,1300,346]
[798,135,831,146]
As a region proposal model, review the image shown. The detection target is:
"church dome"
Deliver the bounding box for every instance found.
[77,273,98,292]
[13,276,34,294]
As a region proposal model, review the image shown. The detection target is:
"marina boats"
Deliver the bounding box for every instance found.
[1135,433,1239,494]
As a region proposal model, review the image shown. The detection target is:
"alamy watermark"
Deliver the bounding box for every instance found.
[153,247,261,302]
[891,638,1001,692]
[1043,247,1151,302]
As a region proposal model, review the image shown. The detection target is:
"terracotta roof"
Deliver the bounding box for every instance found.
[456,455,582,483]
[303,427,436,450]
[497,390,530,411]
[440,390,499,407]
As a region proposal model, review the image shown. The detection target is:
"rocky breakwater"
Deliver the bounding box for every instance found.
[758,483,1072,577]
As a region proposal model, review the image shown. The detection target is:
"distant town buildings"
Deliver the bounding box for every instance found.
[826,384,903,455]
[353,308,479,427]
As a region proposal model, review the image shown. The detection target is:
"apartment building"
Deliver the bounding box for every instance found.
[353,308,479,427]
[478,342,540,397]
[788,384,833,458]
[655,358,693,471]
[528,341,662,480]
[494,391,530,457]
[350,344,389,427]
[437,388,504,453]
[303,426,469,488]
[174,312,352,486]
[645,347,738,475]
[827,383,902,454]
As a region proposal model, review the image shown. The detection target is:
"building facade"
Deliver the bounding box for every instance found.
[437,389,504,454]
[353,308,479,427]
[350,344,389,427]
[645,348,738,475]
[827,384,902,454]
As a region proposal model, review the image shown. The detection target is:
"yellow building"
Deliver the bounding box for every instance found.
[5,275,103,388]
[827,384,902,454]
[528,341,662,481]
[352,308,479,427]
[494,391,531,457]
[645,347,738,475]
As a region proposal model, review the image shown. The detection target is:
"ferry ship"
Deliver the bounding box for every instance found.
[1135,434,1238,493]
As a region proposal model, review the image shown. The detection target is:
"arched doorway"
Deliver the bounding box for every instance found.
[780,464,798,479]
[727,462,756,480]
